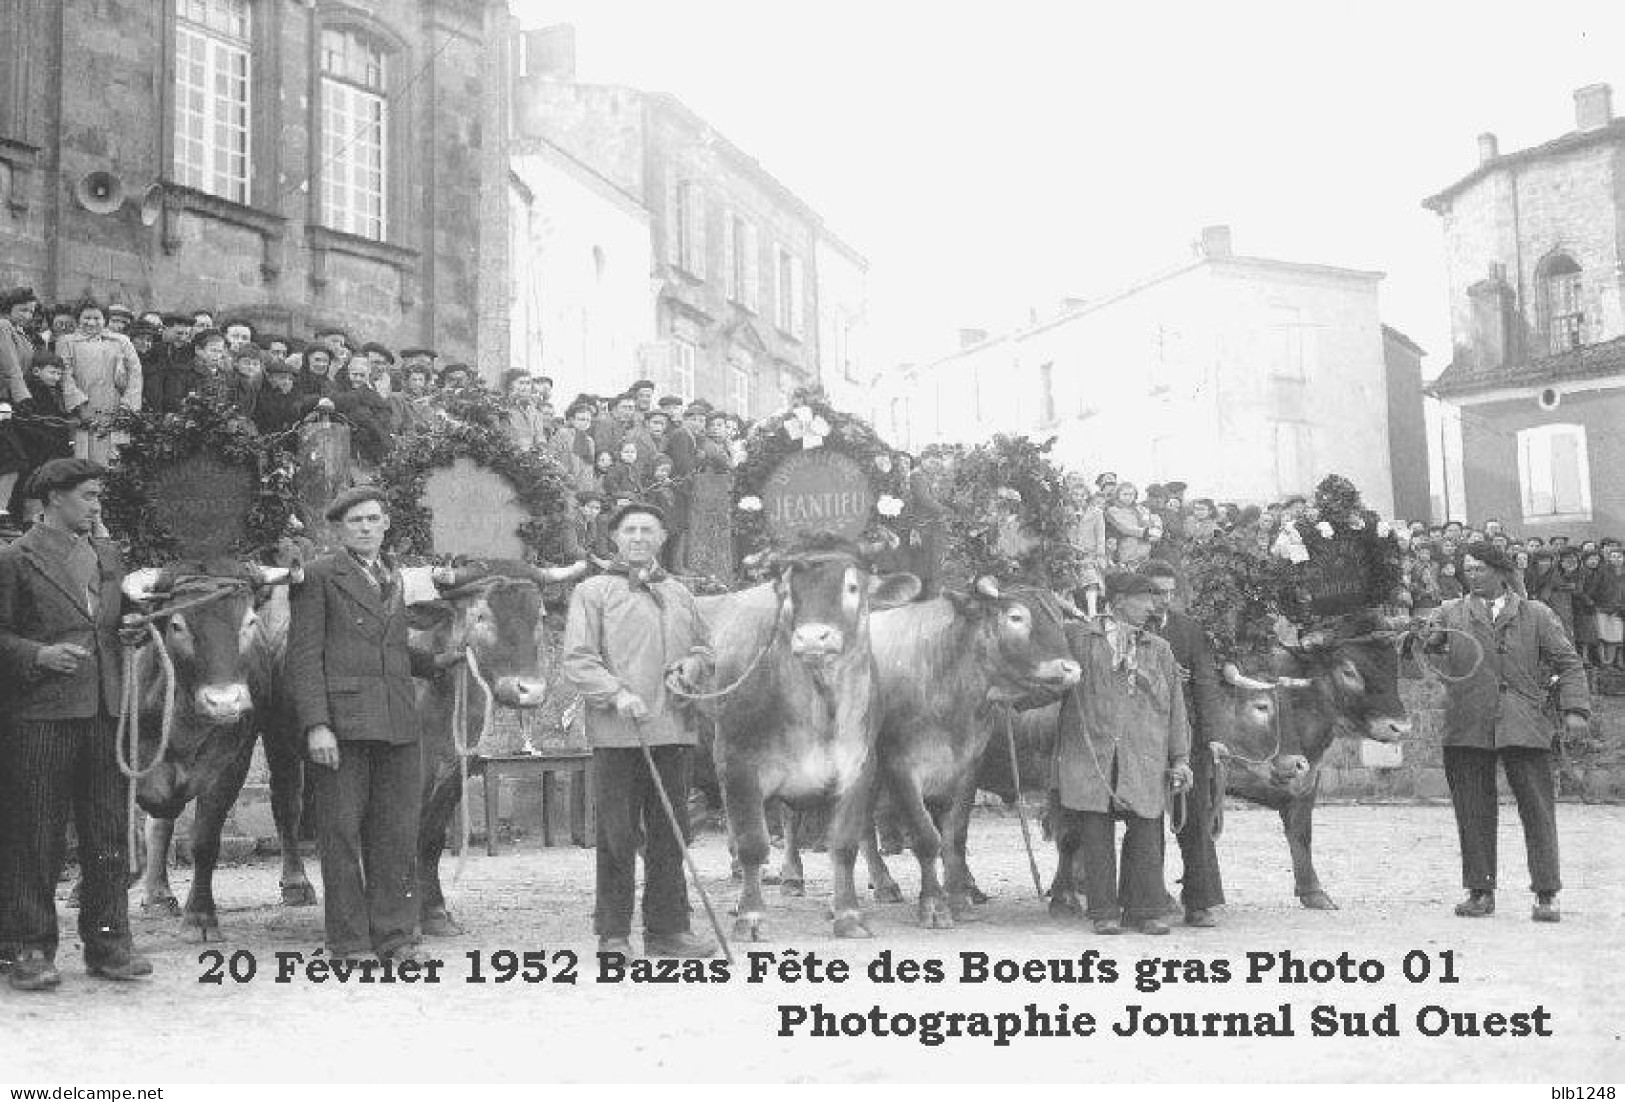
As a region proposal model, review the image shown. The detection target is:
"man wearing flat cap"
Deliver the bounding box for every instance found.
[0,459,150,990]
[629,379,656,415]
[1053,571,1192,936]
[1422,540,1589,923]
[561,501,716,959]
[288,487,450,963]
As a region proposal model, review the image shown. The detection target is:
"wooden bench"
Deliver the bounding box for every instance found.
[481,750,594,853]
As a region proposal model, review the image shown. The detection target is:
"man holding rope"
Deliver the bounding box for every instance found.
[0,458,150,990]
[561,501,716,960]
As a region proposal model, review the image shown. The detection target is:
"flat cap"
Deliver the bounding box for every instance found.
[27,458,107,500]
[629,378,656,392]
[1462,540,1517,575]
[0,286,38,311]
[324,485,390,522]
[608,500,665,530]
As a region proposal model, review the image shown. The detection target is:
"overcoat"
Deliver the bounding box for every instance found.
[0,524,125,720]
[1426,592,1588,751]
[287,551,432,745]
[1055,617,1190,817]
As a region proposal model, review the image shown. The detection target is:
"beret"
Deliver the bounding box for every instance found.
[657,394,685,408]
[0,286,39,311]
[1105,572,1159,600]
[609,500,665,530]
[27,458,107,500]
[360,342,395,363]
[264,357,296,375]
[1163,481,1188,495]
[191,328,224,349]
[1094,471,1119,487]
[629,379,656,391]
[106,304,134,318]
[399,348,438,360]
[1462,540,1517,575]
[160,312,193,326]
[324,485,390,522]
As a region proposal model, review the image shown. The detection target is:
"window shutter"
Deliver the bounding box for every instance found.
[790,253,806,339]
[722,209,736,302]
[744,222,761,312]
[687,183,707,280]
[665,175,681,270]
[773,244,785,329]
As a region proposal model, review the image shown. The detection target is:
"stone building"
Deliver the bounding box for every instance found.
[512,26,866,419]
[0,0,511,372]
[881,226,1423,516]
[1424,84,1625,539]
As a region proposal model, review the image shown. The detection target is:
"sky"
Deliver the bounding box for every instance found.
[511,0,1625,380]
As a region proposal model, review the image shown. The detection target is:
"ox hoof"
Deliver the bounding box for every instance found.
[1048,893,1083,920]
[732,915,767,941]
[1299,890,1339,911]
[182,913,221,942]
[832,913,873,939]
[965,884,991,905]
[871,883,905,904]
[421,910,466,938]
[280,881,317,907]
[779,878,806,898]
[760,870,782,886]
[917,897,956,930]
[140,895,182,917]
[948,894,984,923]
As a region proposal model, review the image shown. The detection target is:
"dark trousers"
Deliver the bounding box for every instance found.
[0,716,133,963]
[313,739,422,955]
[1443,745,1561,893]
[1174,735,1225,910]
[593,745,692,939]
[1069,807,1166,922]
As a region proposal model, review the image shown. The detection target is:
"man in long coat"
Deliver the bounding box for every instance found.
[1424,541,1589,922]
[1054,572,1192,935]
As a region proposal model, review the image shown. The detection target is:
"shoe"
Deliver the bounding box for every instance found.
[1091,918,1123,936]
[643,931,717,959]
[86,949,153,981]
[1454,891,1495,918]
[9,950,61,991]
[1184,907,1217,928]
[597,937,634,958]
[1532,899,1561,923]
[1129,917,1172,935]
[420,909,466,938]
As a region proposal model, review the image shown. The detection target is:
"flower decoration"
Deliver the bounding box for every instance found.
[873,454,893,474]
[1316,521,1335,538]
[1376,520,1392,538]
[737,495,763,513]
[782,405,831,450]
[932,434,1086,591]
[876,494,904,518]
[995,486,1023,504]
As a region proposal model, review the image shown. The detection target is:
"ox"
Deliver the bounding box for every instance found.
[1045,610,1412,911]
[123,561,312,939]
[409,560,558,937]
[700,537,919,940]
[865,579,1080,927]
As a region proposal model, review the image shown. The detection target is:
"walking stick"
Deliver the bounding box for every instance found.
[634,718,733,965]
[1001,706,1045,900]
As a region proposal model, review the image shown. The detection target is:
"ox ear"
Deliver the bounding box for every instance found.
[405,600,454,633]
[868,572,921,609]
[1333,657,1366,694]
[973,575,1002,599]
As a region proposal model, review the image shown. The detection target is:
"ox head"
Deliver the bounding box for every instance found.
[124,559,291,818]
[946,576,1081,702]
[769,535,920,663]
[1288,612,1413,743]
[408,560,548,708]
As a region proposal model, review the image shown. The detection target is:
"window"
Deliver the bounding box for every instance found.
[673,179,706,279]
[774,245,805,338]
[890,396,910,446]
[173,0,252,203]
[673,338,696,402]
[320,27,388,240]
[722,210,759,309]
[1268,306,1313,381]
[730,362,752,416]
[1273,420,1313,495]
[1039,362,1056,425]
[1541,255,1585,354]
[1518,423,1592,521]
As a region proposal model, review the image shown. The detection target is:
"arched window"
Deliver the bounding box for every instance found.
[1540,254,1584,354]
[319,26,390,239]
[173,0,254,203]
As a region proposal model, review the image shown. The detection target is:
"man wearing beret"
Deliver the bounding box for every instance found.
[562,502,715,958]
[288,487,448,962]
[1423,541,1589,922]
[0,459,150,989]
[1053,571,1193,936]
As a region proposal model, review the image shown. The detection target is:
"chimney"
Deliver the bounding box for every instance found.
[1575,83,1613,131]
[958,328,989,349]
[522,25,577,80]
[1198,225,1233,260]
[1477,132,1499,164]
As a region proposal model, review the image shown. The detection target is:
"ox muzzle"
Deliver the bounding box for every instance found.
[789,622,846,661]
[493,675,547,709]
[194,681,253,723]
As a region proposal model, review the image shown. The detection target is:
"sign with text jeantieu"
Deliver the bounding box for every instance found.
[150,452,256,561]
[1301,534,1370,617]
[762,449,874,544]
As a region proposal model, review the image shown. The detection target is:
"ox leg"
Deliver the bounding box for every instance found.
[942,781,985,922]
[724,771,771,941]
[1281,788,1336,910]
[138,817,181,915]
[1046,800,1084,918]
[264,728,314,907]
[861,823,904,903]
[417,755,466,936]
[182,743,254,941]
[777,803,805,897]
[955,807,990,905]
[827,773,878,939]
[888,773,951,929]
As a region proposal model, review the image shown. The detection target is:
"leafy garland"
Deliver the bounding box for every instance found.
[730,385,906,559]
[104,393,299,566]
[927,434,1086,591]
[1294,473,1404,607]
[378,385,574,563]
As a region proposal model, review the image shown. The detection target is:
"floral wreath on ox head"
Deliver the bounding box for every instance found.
[730,385,907,563]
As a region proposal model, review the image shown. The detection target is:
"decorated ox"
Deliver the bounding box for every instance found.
[409,560,564,937]
[865,578,1080,927]
[123,560,312,938]
[700,536,920,940]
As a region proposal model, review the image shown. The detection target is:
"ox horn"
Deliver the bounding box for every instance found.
[974,575,1002,599]
[1275,676,1313,688]
[250,564,293,587]
[1221,662,1276,691]
[121,567,166,604]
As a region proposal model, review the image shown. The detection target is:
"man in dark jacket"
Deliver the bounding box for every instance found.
[288,487,445,961]
[0,459,151,989]
[1140,559,1225,927]
[1424,541,1589,923]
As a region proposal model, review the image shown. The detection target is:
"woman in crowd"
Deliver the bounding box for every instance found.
[1105,481,1160,567]
[58,301,141,464]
